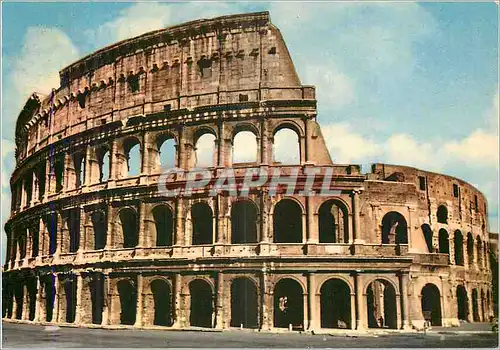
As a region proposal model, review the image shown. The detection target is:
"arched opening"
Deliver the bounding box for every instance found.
[157,136,176,171]
[152,205,174,247]
[68,209,80,253]
[124,138,141,177]
[472,289,480,321]
[481,290,486,321]
[381,212,408,244]
[274,278,304,329]
[96,147,110,182]
[189,279,213,328]
[90,273,105,325]
[231,200,258,244]
[91,211,107,250]
[439,229,450,255]
[44,213,58,255]
[421,224,434,253]
[27,278,37,321]
[44,275,55,322]
[64,276,77,323]
[30,224,39,258]
[73,152,85,188]
[421,283,442,326]
[437,205,448,224]
[454,230,464,265]
[119,208,138,248]
[233,131,258,164]
[320,278,351,329]
[117,279,137,325]
[13,282,24,320]
[467,232,474,265]
[191,202,213,245]
[456,285,469,321]
[54,153,65,193]
[230,278,258,329]
[273,128,300,164]
[318,200,349,243]
[151,279,172,326]
[194,133,216,168]
[476,237,483,267]
[273,199,303,243]
[366,280,397,329]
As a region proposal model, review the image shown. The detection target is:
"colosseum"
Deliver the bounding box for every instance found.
[2,11,494,332]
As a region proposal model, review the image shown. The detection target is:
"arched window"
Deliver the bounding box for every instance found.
[124,138,141,177]
[191,202,213,245]
[321,278,352,329]
[421,284,442,326]
[381,212,408,244]
[438,229,450,255]
[454,230,464,265]
[194,133,216,168]
[273,199,302,243]
[44,213,58,255]
[91,210,107,250]
[274,278,304,329]
[467,232,474,265]
[318,200,349,243]
[437,205,448,224]
[231,200,258,244]
[68,209,80,253]
[90,273,105,325]
[421,224,433,253]
[230,278,258,328]
[119,208,138,248]
[117,279,137,325]
[152,205,173,247]
[73,151,85,188]
[189,279,213,328]
[273,128,300,164]
[456,285,468,321]
[233,131,257,164]
[157,137,176,171]
[96,147,110,182]
[151,279,172,326]
[54,153,65,192]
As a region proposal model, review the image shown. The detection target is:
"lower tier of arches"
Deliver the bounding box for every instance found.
[2,270,493,331]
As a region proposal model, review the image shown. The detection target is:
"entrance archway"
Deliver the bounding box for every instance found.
[117,279,137,325]
[230,278,258,328]
[151,279,172,326]
[366,279,397,329]
[320,278,351,329]
[64,276,77,323]
[472,289,480,321]
[90,273,105,325]
[274,278,304,329]
[189,279,213,328]
[456,285,468,321]
[44,275,55,322]
[421,283,442,326]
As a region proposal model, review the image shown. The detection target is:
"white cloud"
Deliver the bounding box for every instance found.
[304,64,354,109]
[384,133,440,170]
[443,130,498,169]
[273,129,300,164]
[1,139,15,188]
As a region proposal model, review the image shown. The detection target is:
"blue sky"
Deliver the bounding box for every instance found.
[1,2,498,258]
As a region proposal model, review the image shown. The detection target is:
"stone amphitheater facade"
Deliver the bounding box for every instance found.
[3,12,493,332]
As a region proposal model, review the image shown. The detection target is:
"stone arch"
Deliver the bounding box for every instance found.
[189,279,214,328]
[91,210,107,250]
[152,204,174,247]
[421,283,442,326]
[193,128,217,168]
[155,133,177,171]
[467,232,474,265]
[273,198,303,243]
[438,229,450,255]
[272,125,300,165]
[273,278,304,329]
[421,224,433,253]
[231,199,258,244]
[123,137,141,177]
[62,275,77,323]
[318,199,349,243]
[456,285,469,321]
[232,125,259,164]
[381,211,408,244]
[89,273,105,325]
[72,150,86,188]
[116,207,138,248]
[95,146,110,182]
[117,279,137,325]
[43,213,58,256]
[151,279,173,326]
[230,277,259,329]
[320,278,351,329]
[437,205,448,224]
[43,274,56,322]
[191,202,213,245]
[366,279,397,329]
[454,230,464,265]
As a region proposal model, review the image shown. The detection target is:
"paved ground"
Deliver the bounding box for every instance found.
[2,322,498,348]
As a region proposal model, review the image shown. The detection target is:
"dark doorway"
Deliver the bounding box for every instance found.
[151,279,172,326]
[230,278,258,328]
[439,229,450,255]
[472,289,480,321]
[191,203,213,245]
[117,279,137,325]
[454,230,464,265]
[92,211,107,250]
[457,285,468,321]
[189,280,213,328]
[318,200,349,243]
[90,273,105,325]
[44,275,55,322]
[421,283,442,326]
[320,278,351,329]
[381,212,408,244]
[273,200,302,243]
[231,201,258,244]
[366,280,397,329]
[153,206,174,247]
[65,276,77,323]
[274,278,304,329]
[120,209,138,248]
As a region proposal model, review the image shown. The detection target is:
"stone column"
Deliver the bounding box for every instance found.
[137,201,146,248]
[52,275,60,323]
[108,139,118,187]
[354,272,366,330]
[101,274,110,326]
[260,269,273,330]
[215,272,225,329]
[175,199,184,246]
[22,285,29,321]
[306,273,318,331]
[74,274,84,325]
[399,273,410,329]
[351,190,362,244]
[134,274,144,327]
[172,273,183,328]
[34,276,42,322]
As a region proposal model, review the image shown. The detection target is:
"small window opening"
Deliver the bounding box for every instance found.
[198,58,212,78]
[164,104,171,112]
[453,184,459,198]
[77,93,86,108]
[127,74,140,93]
[418,176,426,191]
[268,47,277,55]
[239,94,249,102]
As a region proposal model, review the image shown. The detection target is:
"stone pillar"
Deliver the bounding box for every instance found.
[260,269,272,330]
[34,276,42,322]
[106,208,115,249]
[399,273,410,329]
[135,274,143,327]
[260,119,270,165]
[108,139,118,187]
[83,146,92,187]
[354,272,366,330]
[352,190,362,244]
[52,275,60,323]
[172,273,184,328]
[74,274,84,325]
[215,272,225,329]
[101,274,110,326]
[137,201,146,248]
[306,273,318,331]
[175,199,184,246]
